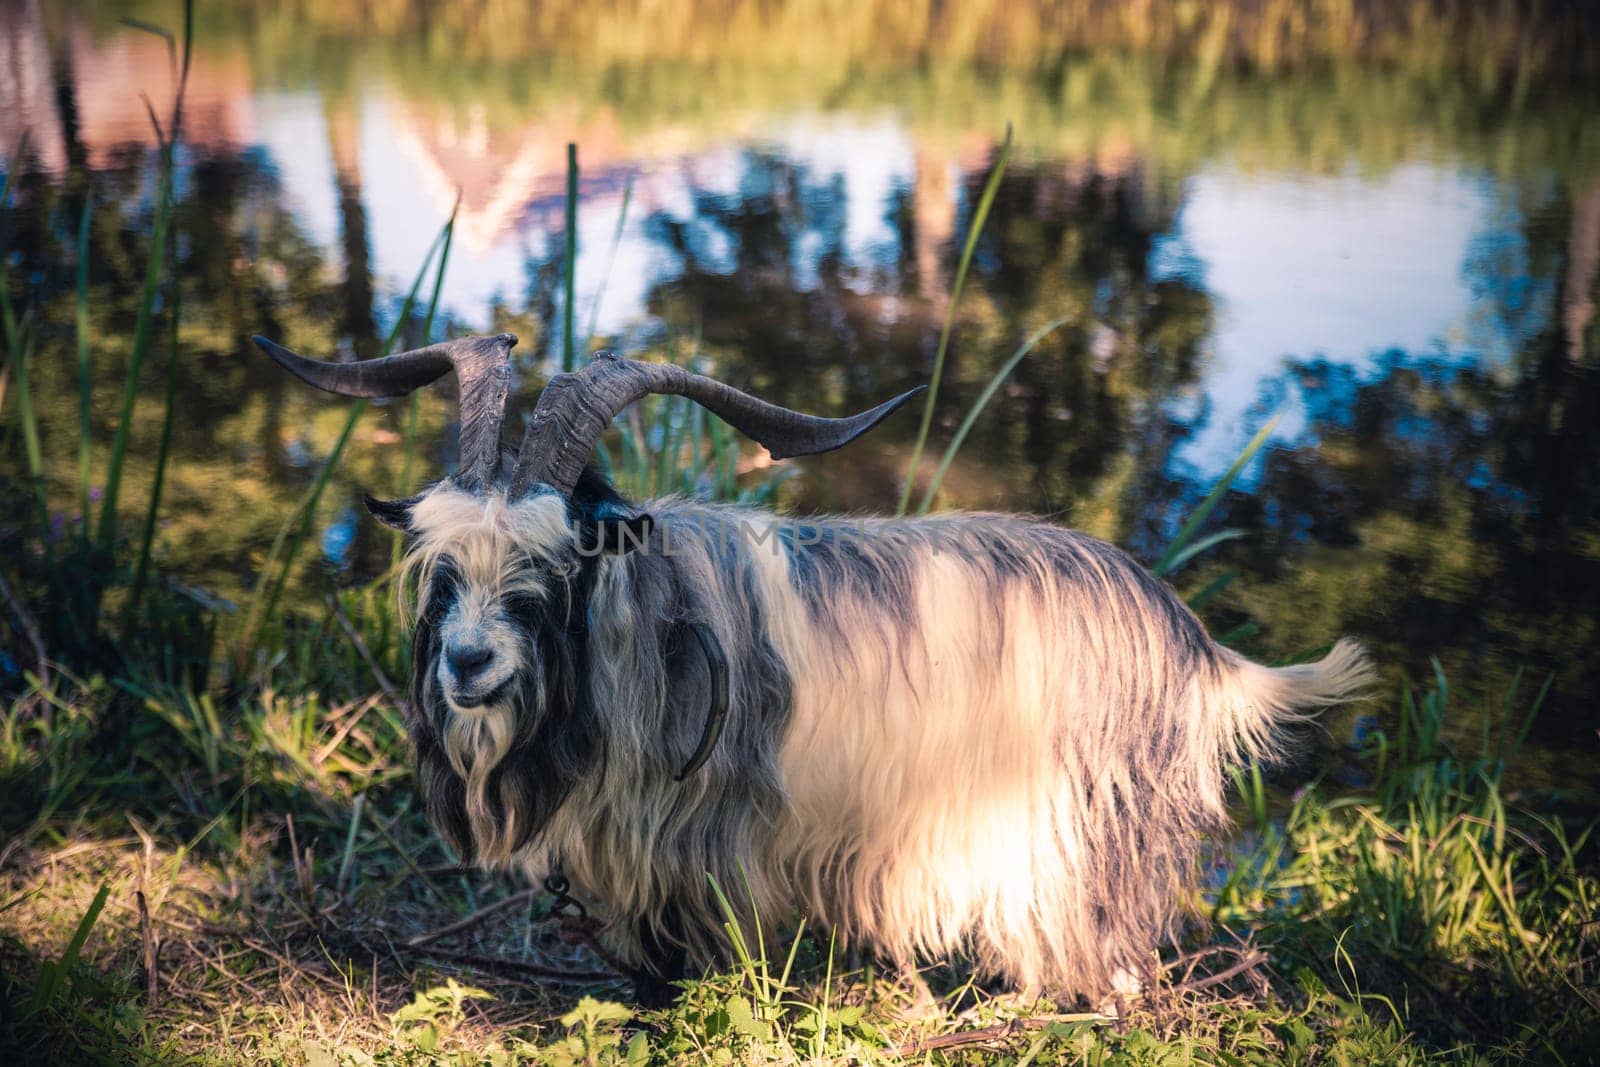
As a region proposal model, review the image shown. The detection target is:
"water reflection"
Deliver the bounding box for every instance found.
[2,1,1598,793]
[1156,165,1543,474]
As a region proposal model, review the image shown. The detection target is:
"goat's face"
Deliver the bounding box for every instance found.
[366,479,650,864]
[404,487,571,715]
[370,484,586,862]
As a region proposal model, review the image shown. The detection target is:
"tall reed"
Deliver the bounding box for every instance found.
[914,315,1070,514]
[562,142,580,372]
[93,2,193,564]
[238,217,457,667]
[392,202,459,568]
[73,198,93,530]
[124,247,181,622]
[1,133,48,533]
[896,125,1012,515]
[584,176,633,356]
[1153,417,1277,577]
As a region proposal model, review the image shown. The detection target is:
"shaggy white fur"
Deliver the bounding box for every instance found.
[397,484,1371,999]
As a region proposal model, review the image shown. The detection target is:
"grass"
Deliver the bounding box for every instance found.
[3,9,1597,1063]
[2,645,1594,1064]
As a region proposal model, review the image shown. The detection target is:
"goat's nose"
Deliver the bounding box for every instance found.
[447,644,494,682]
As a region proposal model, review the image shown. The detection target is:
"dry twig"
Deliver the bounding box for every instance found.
[1169,950,1269,995]
[137,888,160,1005]
[408,887,541,947]
[893,1013,1108,1057]
[313,693,383,765]
[329,597,405,711]
[404,943,620,987]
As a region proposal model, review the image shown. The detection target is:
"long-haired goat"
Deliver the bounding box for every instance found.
[255,332,1371,1003]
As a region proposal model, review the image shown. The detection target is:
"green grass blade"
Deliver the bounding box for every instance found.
[685,401,709,494]
[392,201,458,567]
[897,124,1011,515]
[1153,417,1278,576]
[11,324,44,491]
[916,312,1067,514]
[0,131,29,361]
[0,130,25,209]
[417,203,456,346]
[394,396,421,557]
[95,1,190,557]
[712,416,733,498]
[26,882,109,1017]
[242,219,452,661]
[93,134,174,555]
[657,398,683,494]
[1156,528,1247,577]
[126,263,182,621]
[243,410,362,656]
[337,792,366,896]
[1,134,40,504]
[583,174,632,356]
[1508,673,1553,758]
[178,0,194,111]
[1185,569,1236,611]
[58,883,110,979]
[1216,620,1260,646]
[706,873,755,975]
[562,141,579,372]
[75,195,93,528]
[9,323,55,578]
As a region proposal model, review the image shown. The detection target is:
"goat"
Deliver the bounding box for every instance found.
[255,332,1371,1003]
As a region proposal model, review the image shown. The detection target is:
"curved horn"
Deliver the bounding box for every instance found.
[252,333,517,490]
[508,350,924,497]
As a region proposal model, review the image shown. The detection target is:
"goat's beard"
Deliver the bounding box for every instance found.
[408,610,600,869]
[443,695,523,865]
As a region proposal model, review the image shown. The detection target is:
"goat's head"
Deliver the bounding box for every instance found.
[252,331,920,860]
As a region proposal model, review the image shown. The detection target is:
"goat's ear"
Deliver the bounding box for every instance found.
[363,492,420,531]
[586,500,654,556]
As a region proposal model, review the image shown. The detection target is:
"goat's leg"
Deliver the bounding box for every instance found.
[630,909,688,1008]
[630,953,685,1008]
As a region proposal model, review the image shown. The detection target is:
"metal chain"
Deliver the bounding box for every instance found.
[542,864,632,975]
[543,868,587,920]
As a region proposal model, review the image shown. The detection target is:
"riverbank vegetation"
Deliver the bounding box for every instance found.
[2,590,1595,1063]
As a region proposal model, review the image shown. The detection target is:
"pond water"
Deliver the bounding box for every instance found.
[3,3,1598,795]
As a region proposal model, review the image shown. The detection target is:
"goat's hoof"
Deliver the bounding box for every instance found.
[631,970,681,1009]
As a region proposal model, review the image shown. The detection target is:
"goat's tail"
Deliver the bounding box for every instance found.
[1209,637,1375,764]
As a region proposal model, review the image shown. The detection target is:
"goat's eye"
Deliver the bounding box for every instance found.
[519,553,574,578]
